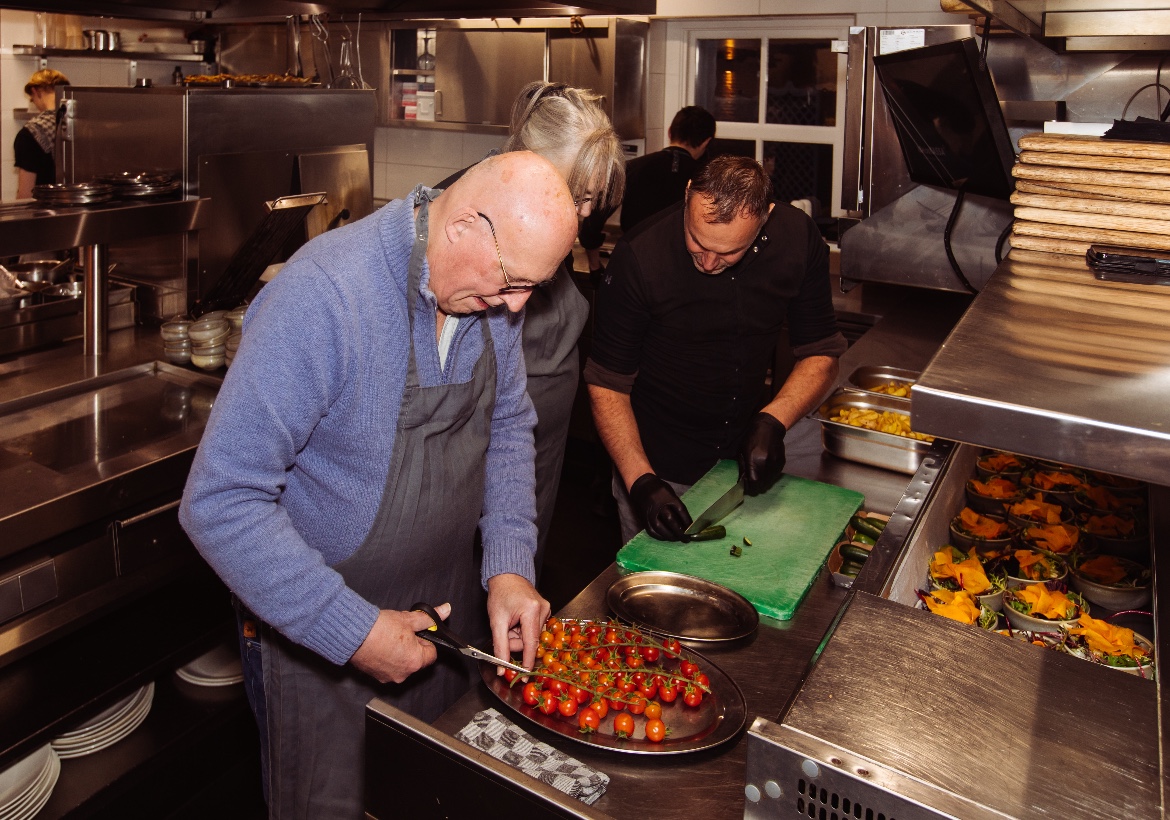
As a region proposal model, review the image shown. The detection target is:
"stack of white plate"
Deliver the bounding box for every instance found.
[0,745,60,820]
[175,642,244,687]
[50,683,155,760]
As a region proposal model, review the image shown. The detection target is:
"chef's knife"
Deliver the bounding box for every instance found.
[683,476,745,537]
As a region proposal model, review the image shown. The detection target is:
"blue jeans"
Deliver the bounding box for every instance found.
[233,596,269,806]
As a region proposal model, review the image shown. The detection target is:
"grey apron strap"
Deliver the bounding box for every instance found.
[262,187,499,820]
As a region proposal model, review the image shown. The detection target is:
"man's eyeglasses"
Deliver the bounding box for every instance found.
[477,211,541,295]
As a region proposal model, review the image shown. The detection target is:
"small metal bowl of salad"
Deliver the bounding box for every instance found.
[1003,586,1089,634]
[949,507,1012,555]
[1070,554,1152,611]
[998,547,1067,590]
[927,544,1007,612]
[1062,617,1155,680]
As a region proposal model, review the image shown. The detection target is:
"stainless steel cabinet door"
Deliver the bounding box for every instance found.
[434,29,545,125]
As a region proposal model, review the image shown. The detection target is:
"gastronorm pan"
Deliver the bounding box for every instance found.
[846,365,921,397]
[815,388,933,475]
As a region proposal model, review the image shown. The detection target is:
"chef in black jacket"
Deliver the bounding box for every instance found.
[584,155,846,543]
[579,106,716,273]
[15,69,68,199]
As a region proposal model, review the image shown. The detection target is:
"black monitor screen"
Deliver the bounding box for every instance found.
[874,38,1016,200]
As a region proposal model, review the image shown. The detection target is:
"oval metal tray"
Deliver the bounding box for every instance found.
[606,571,759,642]
[480,639,747,755]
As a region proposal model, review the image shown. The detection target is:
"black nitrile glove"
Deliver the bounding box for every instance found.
[629,473,693,541]
[739,412,787,495]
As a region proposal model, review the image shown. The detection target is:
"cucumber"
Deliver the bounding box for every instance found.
[850,515,885,541]
[851,532,876,546]
[839,543,872,563]
[687,525,726,542]
[839,560,863,577]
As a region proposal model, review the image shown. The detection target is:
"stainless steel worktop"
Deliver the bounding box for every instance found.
[913,249,1170,485]
[366,288,970,819]
[0,197,208,257]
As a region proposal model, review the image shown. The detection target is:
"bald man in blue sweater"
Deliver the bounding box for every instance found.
[180,151,578,818]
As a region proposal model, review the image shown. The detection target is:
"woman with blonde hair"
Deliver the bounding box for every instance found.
[15,68,69,198]
[505,82,625,574]
[440,82,625,575]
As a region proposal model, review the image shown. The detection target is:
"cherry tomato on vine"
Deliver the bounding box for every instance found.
[640,646,660,663]
[662,638,682,659]
[695,673,711,690]
[637,681,657,699]
[538,692,558,715]
[645,701,662,721]
[606,689,626,711]
[684,688,703,708]
[645,718,666,743]
[613,713,634,739]
[545,678,567,697]
[627,694,648,715]
[578,706,599,733]
[522,682,541,706]
[558,697,579,718]
[589,699,608,720]
[680,660,699,678]
[658,684,678,703]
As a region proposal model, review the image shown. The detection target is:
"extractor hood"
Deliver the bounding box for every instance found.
[955,0,1170,51]
[16,0,655,22]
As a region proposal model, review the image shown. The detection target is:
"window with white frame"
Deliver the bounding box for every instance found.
[675,18,851,235]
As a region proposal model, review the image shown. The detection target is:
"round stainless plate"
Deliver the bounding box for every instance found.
[606,571,759,642]
[480,639,746,755]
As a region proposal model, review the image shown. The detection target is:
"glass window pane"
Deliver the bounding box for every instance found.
[695,39,761,123]
[763,141,834,220]
[766,40,838,127]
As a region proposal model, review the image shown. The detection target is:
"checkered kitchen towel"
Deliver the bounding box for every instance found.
[454,708,609,805]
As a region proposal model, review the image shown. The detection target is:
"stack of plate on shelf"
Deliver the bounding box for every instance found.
[175,642,244,687]
[0,745,60,820]
[32,182,115,206]
[95,171,182,199]
[50,683,155,760]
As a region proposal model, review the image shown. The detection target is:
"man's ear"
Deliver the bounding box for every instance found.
[444,207,479,245]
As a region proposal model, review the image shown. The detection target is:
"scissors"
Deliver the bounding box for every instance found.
[411,601,531,675]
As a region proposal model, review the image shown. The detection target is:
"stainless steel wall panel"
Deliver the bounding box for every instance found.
[434,29,545,125]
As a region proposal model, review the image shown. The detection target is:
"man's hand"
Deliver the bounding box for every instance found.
[349,604,450,684]
[629,473,693,541]
[486,574,550,674]
[739,412,787,495]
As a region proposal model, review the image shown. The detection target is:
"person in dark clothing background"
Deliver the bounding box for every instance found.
[580,105,716,273]
[15,69,69,199]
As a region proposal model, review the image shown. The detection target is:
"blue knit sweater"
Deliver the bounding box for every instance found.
[179,195,538,666]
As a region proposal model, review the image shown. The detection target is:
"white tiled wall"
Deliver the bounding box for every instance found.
[373,126,505,202]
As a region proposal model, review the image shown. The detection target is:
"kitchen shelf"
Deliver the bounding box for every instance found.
[391,68,434,76]
[13,45,209,63]
[912,251,1170,486]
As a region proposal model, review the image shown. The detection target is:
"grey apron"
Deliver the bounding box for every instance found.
[262,190,497,819]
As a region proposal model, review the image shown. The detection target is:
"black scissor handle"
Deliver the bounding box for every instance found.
[410,601,463,650]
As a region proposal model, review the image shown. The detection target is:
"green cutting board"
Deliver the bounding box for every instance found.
[616,460,864,620]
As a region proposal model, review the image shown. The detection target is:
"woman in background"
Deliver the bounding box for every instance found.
[15,69,69,199]
[497,82,625,575]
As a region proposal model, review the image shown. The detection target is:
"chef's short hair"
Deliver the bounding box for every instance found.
[687,156,773,224]
[504,82,625,212]
[668,106,716,149]
[25,68,70,97]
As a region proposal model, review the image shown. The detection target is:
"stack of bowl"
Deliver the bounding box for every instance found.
[224,302,247,368]
[188,311,229,370]
[160,315,192,365]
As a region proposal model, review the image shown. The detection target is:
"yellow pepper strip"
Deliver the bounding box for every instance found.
[980,453,1024,472]
[1014,584,1079,620]
[970,477,1019,499]
[1010,493,1064,524]
[1081,485,1124,511]
[1083,514,1136,537]
[1023,523,1078,553]
[923,588,982,625]
[1031,471,1082,491]
[829,408,934,442]
[1068,615,1148,662]
[930,548,991,594]
[1077,555,1128,585]
[959,507,1009,538]
[1013,549,1055,581]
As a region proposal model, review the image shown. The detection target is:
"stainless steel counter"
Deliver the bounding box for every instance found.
[913,249,1170,485]
[367,287,970,818]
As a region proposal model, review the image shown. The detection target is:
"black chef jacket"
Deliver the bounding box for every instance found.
[584,200,846,485]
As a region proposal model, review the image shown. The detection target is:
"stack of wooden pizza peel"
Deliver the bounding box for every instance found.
[1009,133,1170,260]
